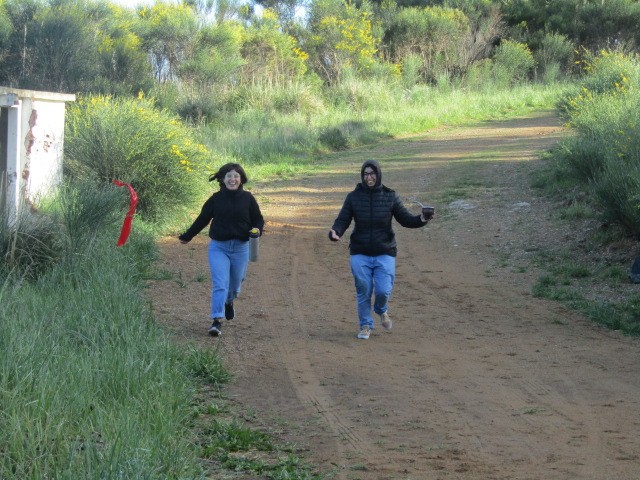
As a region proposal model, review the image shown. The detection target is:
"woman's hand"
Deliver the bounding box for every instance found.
[328,229,341,241]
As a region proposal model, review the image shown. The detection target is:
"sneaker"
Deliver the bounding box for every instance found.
[224,302,235,320]
[208,319,223,336]
[357,326,371,340]
[380,312,392,331]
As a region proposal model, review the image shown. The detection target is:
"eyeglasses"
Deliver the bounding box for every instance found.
[363,171,376,177]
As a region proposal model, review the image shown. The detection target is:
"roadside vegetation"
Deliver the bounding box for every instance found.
[531,50,640,336]
[1,0,639,477]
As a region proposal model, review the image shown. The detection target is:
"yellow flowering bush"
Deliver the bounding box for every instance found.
[556,50,640,236]
[65,95,210,221]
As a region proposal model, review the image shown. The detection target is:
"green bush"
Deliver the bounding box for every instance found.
[0,181,141,283]
[0,208,62,283]
[64,95,210,222]
[401,54,423,88]
[579,50,640,95]
[535,33,574,83]
[551,51,640,237]
[492,40,535,86]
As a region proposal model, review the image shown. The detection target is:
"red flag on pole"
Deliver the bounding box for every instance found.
[113,180,138,247]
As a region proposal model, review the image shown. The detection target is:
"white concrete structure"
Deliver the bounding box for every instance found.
[0,87,75,224]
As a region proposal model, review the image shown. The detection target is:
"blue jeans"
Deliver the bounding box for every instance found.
[208,239,249,319]
[350,254,396,329]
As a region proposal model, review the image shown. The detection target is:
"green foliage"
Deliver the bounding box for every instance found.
[20,3,100,92]
[0,208,62,283]
[202,419,273,453]
[136,2,199,82]
[384,5,469,83]
[554,51,640,236]
[179,21,244,88]
[491,40,534,86]
[240,10,308,86]
[307,0,379,84]
[182,345,232,386]
[0,2,12,49]
[401,53,422,88]
[502,0,640,52]
[94,4,154,95]
[64,95,210,222]
[0,231,202,478]
[0,180,137,283]
[534,33,574,83]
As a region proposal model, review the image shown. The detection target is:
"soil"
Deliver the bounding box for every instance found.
[149,111,640,480]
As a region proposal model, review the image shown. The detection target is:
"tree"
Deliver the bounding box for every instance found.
[179,21,245,86]
[383,5,469,82]
[19,3,100,92]
[252,0,307,30]
[307,0,379,84]
[136,2,199,82]
[502,0,640,52]
[94,4,154,95]
[239,9,307,85]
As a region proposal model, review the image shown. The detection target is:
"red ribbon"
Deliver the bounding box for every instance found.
[113,180,138,247]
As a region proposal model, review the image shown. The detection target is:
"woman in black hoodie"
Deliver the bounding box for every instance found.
[329,160,433,339]
[179,163,264,336]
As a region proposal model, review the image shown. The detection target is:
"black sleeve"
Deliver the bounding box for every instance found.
[331,193,354,237]
[179,197,215,242]
[392,194,425,228]
[249,194,265,235]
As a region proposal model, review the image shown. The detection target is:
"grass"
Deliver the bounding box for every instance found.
[0,239,203,478]
[201,81,571,187]
[528,233,640,335]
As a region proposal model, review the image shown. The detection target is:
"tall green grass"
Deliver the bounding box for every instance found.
[0,182,206,478]
[201,80,571,180]
[0,239,204,478]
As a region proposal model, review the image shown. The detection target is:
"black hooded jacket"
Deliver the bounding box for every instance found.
[331,160,425,257]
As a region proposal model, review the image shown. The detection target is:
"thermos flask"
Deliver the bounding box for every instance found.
[249,228,260,262]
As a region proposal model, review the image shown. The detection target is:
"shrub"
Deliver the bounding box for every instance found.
[553,51,640,237]
[492,40,534,86]
[64,95,210,222]
[578,50,640,95]
[0,181,135,283]
[535,33,574,82]
[0,208,62,283]
[401,54,423,88]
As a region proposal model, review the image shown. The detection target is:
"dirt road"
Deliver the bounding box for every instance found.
[151,112,640,479]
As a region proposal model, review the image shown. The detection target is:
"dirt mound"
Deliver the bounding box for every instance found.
[150,112,640,479]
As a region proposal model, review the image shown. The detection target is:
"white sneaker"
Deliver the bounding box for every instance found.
[380,312,392,331]
[357,326,371,339]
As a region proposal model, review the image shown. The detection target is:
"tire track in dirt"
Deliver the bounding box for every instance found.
[287,226,374,456]
[276,224,373,457]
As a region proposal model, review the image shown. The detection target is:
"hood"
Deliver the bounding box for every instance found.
[361,160,381,189]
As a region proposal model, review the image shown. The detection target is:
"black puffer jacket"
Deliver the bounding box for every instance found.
[331,160,426,257]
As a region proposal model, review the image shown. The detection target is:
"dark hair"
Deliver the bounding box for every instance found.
[209,163,248,186]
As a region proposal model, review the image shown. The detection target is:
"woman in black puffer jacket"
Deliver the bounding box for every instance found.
[329,160,433,339]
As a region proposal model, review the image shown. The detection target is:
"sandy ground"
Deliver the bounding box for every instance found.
[149,112,640,480]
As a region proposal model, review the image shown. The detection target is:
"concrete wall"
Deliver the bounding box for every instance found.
[0,87,75,222]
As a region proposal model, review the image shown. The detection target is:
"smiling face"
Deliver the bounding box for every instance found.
[223,170,242,190]
[363,167,377,187]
